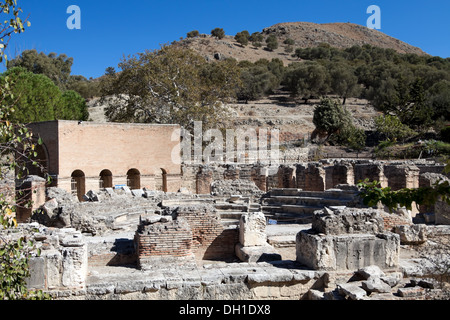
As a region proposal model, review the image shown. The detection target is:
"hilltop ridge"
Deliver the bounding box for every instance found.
[175,21,427,64]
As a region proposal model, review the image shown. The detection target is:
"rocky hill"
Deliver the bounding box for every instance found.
[175,22,427,64]
[88,21,422,157]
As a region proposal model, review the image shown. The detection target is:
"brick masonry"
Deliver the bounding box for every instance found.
[135,205,239,267]
[174,205,238,260]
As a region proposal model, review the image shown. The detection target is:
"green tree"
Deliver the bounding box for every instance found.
[329,63,360,105]
[313,98,351,140]
[283,38,295,46]
[265,34,278,51]
[337,125,366,151]
[238,65,278,102]
[1,67,60,122]
[0,67,89,123]
[58,90,89,121]
[283,61,329,103]
[66,75,100,99]
[250,32,263,47]
[104,66,116,76]
[235,31,249,47]
[211,28,225,39]
[8,49,73,90]
[102,46,240,131]
[374,114,416,142]
[187,30,200,38]
[428,80,450,123]
[380,77,434,133]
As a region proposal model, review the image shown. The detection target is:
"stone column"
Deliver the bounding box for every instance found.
[251,164,268,192]
[196,166,213,194]
[235,212,280,262]
[277,165,296,188]
[384,164,420,191]
[305,163,325,191]
[354,163,388,187]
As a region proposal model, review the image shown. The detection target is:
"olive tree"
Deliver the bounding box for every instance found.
[102,46,241,131]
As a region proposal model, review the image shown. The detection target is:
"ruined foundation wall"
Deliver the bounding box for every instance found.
[136,218,193,268]
[174,205,238,260]
[296,208,400,271]
[181,160,444,196]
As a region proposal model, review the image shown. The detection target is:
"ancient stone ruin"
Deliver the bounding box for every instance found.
[296,207,400,271]
[5,121,449,300]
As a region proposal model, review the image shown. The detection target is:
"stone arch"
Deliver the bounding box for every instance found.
[127,168,140,190]
[27,142,49,178]
[99,169,113,189]
[71,170,85,201]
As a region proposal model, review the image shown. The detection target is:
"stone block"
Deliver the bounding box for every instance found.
[397,286,425,298]
[239,212,267,247]
[235,243,281,263]
[312,207,385,235]
[83,190,99,202]
[337,282,368,300]
[394,224,427,244]
[131,189,144,197]
[357,265,386,280]
[27,256,46,290]
[362,277,392,293]
[435,199,450,225]
[296,231,400,271]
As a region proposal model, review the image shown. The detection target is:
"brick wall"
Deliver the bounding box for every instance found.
[136,219,193,259]
[135,205,239,265]
[380,212,412,231]
[174,205,238,260]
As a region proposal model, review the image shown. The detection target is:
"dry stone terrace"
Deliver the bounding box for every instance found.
[6,155,450,300]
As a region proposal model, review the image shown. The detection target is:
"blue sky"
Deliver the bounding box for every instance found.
[2,0,449,79]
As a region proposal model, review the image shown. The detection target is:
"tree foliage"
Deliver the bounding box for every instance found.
[7,49,100,99]
[328,62,360,105]
[283,61,329,103]
[211,28,225,39]
[0,2,51,299]
[313,98,351,138]
[0,67,89,123]
[186,30,199,38]
[249,32,263,47]
[102,46,241,131]
[235,31,249,47]
[0,0,30,63]
[265,34,278,51]
[374,114,416,142]
[8,49,73,90]
[237,59,284,103]
[312,97,366,150]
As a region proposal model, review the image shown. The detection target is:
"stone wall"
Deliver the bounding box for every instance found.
[173,205,238,260]
[136,217,193,270]
[182,160,445,196]
[296,207,400,271]
[134,205,239,266]
[25,120,182,197]
[3,224,89,292]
